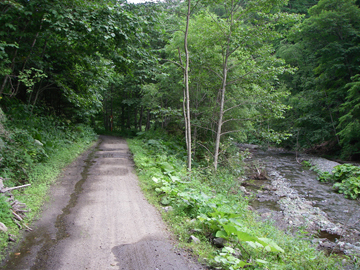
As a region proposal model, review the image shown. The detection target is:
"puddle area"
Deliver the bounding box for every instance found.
[242,147,360,257]
[317,230,342,242]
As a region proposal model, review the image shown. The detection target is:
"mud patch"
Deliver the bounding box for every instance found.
[96,151,131,159]
[96,158,133,166]
[1,140,100,270]
[112,236,202,270]
[90,166,129,176]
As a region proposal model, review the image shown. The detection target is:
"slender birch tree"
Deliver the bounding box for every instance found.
[185,0,297,170]
[183,0,192,171]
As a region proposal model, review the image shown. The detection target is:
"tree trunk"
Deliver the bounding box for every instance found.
[0,21,30,96]
[13,22,43,97]
[121,105,125,131]
[214,63,228,171]
[104,97,108,131]
[183,0,192,171]
[134,107,138,131]
[139,106,144,131]
[146,109,151,131]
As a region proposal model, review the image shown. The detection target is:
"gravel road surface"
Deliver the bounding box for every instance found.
[3,136,204,270]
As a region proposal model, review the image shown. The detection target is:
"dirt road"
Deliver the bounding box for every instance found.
[3,136,204,270]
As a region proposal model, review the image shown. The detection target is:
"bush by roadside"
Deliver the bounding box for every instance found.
[0,103,97,260]
[128,131,349,270]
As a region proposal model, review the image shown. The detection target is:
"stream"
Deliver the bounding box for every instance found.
[242,146,360,256]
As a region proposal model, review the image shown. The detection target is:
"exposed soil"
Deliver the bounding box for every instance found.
[1,136,205,270]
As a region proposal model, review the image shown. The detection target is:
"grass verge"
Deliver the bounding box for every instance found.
[0,136,97,261]
[127,132,350,269]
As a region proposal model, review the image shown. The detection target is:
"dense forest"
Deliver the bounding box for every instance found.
[1,0,360,168]
[1,0,360,268]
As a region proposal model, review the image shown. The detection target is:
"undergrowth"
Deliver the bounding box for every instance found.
[128,130,345,270]
[314,163,360,199]
[0,102,97,260]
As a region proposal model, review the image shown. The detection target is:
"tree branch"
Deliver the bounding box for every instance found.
[162,59,184,70]
[203,66,223,80]
[226,71,254,85]
[220,129,244,136]
[191,124,216,134]
[196,142,214,157]
[222,118,253,125]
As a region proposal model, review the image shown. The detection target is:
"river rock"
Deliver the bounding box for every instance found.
[213,237,226,248]
[162,206,173,212]
[320,241,335,249]
[0,222,7,232]
[188,235,201,244]
[309,158,340,173]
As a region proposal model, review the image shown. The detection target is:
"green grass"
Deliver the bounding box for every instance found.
[127,132,351,270]
[0,103,98,261]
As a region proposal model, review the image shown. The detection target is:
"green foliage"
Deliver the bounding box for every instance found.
[337,75,360,158]
[332,163,360,182]
[330,164,360,199]
[315,163,360,199]
[317,171,332,182]
[333,177,360,199]
[0,101,97,185]
[277,0,360,156]
[0,195,12,227]
[281,0,319,15]
[301,160,312,168]
[128,132,343,270]
[0,0,151,125]
[214,247,251,270]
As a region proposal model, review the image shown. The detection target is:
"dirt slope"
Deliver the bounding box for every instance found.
[3,136,204,270]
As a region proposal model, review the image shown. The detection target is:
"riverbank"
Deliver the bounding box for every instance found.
[127,133,351,269]
[245,148,360,259]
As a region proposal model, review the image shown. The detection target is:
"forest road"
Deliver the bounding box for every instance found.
[3,136,204,270]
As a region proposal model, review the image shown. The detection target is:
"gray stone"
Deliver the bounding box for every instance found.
[320,241,335,249]
[162,206,173,212]
[188,235,201,244]
[213,237,226,248]
[0,222,7,232]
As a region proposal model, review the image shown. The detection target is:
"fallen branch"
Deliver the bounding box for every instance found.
[23,223,32,231]
[12,211,23,221]
[8,234,16,242]
[0,184,31,193]
[0,181,32,234]
[12,218,22,229]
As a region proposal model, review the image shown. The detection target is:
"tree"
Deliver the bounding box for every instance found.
[184,1,296,170]
[183,0,192,171]
[0,0,145,124]
[278,0,360,157]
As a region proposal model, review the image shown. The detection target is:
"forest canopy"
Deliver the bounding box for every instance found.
[1,0,360,167]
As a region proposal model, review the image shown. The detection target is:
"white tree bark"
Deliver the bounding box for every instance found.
[183,0,192,171]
